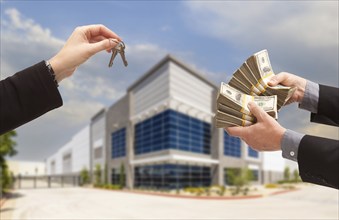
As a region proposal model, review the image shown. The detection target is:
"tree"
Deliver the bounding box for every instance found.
[293,169,300,183]
[283,167,290,182]
[225,168,253,195]
[104,164,108,185]
[0,131,17,164]
[119,163,125,189]
[94,164,102,186]
[0,131,17,193]
[80,167,89,185]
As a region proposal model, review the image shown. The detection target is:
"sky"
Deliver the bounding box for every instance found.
[1,1,338,166]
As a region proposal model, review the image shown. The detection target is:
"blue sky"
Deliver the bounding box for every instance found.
[1,1,338,163]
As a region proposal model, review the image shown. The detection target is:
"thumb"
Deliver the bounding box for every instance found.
[225,126,248,138]
[248,102,268,122]
[89,38,118,55]
[268,72,288,86]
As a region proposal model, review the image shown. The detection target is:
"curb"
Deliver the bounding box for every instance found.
[269,188,300,196]
[93,187,300,200]
[123,190,263,200]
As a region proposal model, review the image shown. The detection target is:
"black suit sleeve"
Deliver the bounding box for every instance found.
[297,84,339,189]
[310,84,339,126]
[0,61,63,135]
[298,135,339,189]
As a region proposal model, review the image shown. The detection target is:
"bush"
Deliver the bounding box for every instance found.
[0,163,13,193]
[265,183,279,188]
[94,164,102,186]
[79,167,89,186]
[218,186,226,196]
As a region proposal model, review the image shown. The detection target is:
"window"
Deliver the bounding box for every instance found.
[134,164,211,189]
[248,146,259,158]
[111,168,120,185]
[251,169,259,181]
[112,128,126,158]
[224,131,241,157]
[134,109,211,155]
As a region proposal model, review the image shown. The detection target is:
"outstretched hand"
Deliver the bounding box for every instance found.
[225,102,286,151]
[49,24,122,82]
[269,72,307,105]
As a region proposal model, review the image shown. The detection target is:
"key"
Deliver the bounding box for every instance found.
[119,45,128,67]
[108,49,118,67]
[108,41,128,67]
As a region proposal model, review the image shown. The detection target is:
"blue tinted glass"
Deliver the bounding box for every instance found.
[224,131,241,158]
[248,146,259,158]
[134,164,211,189]
[134,109,211,155]
[111,128,126,158]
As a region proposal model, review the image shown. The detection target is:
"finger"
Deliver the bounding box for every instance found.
[85,24,122,41]
[89,36,106,43]
[89,36,117,53]
[268,72,289,86]
[89,38,119,55]
[225,126,246,138]
[247,102,268,122]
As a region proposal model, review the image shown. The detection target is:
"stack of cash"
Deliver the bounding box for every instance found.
[215,49,295,128]
[228,49,295,109]
[215,83,278,128]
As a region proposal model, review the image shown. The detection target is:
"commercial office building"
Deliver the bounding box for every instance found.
[46,126,90,175]
[90,55,263,189]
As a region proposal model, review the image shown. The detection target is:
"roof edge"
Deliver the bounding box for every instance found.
[127,54,218,92]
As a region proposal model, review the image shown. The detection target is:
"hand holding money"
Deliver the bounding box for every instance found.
[225,101,286,151]
[215,49,296,128]
[268,72,307,105]
[215,82,278,128]
[228,50,296,109]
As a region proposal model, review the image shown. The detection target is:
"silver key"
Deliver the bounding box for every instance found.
[119,45,128,67]
[108,41,128,67]
[108,49,118,67]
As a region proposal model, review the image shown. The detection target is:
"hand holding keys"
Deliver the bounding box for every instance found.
[108,39,128,67]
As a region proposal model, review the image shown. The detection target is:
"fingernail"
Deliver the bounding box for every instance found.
[110,38,119,46]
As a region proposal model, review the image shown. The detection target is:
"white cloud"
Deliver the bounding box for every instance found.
[184,2,338,49]
[3,8,64,45]
[49,100,104,125]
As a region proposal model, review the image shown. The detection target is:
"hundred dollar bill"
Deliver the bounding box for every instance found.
[215,117,253,128]
[246,49,296,108]
[215,110,254,127]
[217,103,255,122]
[217,82,278,119]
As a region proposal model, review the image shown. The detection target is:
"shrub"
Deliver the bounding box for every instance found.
[265,183,278,188]
[218,186,226,196]
[79,167,89,186]
[94,164,102,186]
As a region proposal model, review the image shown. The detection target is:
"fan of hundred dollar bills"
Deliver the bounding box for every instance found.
[215,49,296,128]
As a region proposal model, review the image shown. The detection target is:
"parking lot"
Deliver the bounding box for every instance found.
[1,184,338,220]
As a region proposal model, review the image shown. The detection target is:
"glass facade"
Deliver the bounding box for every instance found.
[111,128,126,158]
[248,146,259,158]
[111,167,126,186]
[134,164,211,189]
[224,131,241,158]
[134,109,211,155]
[251,169,259,181]
[111,168,120,185]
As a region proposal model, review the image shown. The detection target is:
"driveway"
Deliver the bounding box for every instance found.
[1,184,338,219]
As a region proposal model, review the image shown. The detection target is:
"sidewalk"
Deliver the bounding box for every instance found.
[1,184,338,219]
